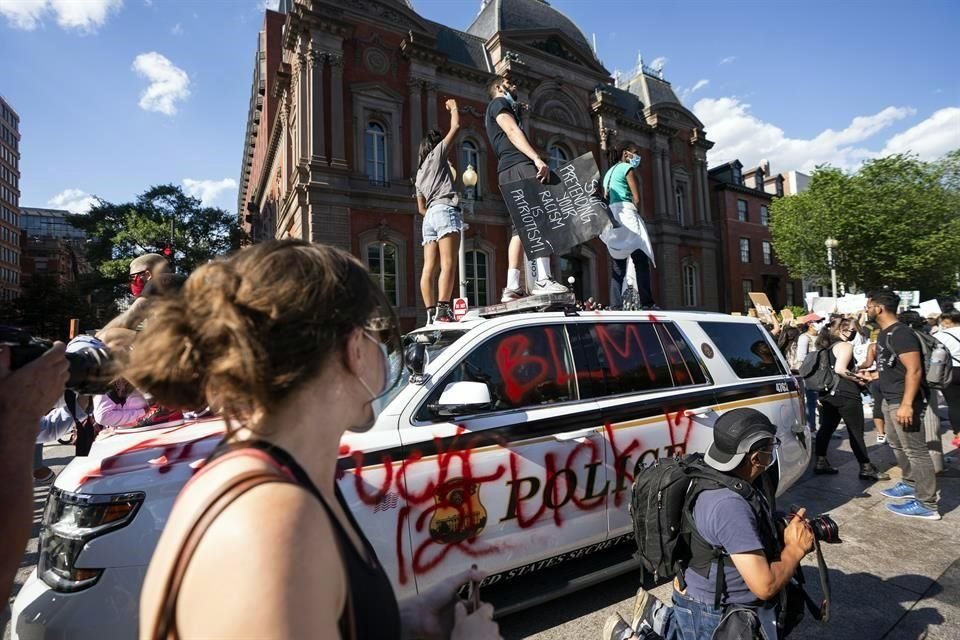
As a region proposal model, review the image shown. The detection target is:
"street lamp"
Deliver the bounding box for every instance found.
[459,164,478,301]
[824,237,839,300]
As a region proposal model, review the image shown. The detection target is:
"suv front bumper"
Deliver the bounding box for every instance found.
[11,567,144,640]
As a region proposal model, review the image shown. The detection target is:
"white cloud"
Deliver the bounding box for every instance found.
[681,79,709,101]
[171,22,182,35]
[259,0,280,10]
[182,178,238,206]
[649,56,667,71]
[132,52,190,116]
[694,96,917,172]
[719,56,737,65]
[48,188,97,213]
[881,107,960,161]
[0,0,122,31]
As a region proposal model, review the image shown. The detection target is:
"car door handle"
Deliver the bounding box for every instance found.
[553,428,597,442]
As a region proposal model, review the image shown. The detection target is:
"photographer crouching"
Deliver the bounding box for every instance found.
[609,409,834,640]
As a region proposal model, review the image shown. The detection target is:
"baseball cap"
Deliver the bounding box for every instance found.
[798,313,823,324]
[66,334,106,354]
[704,408,779,472]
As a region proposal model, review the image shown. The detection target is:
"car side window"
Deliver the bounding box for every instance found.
[572,322,674,397]
[699,321,786,378]
[417,325,576,421]
[656,322,710,386]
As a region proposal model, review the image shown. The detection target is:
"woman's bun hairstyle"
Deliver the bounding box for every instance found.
[123,240,398,426]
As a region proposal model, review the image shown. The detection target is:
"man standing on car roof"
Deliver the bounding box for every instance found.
[485,74,569,302]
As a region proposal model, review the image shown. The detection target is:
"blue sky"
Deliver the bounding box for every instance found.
[1,0,958,215]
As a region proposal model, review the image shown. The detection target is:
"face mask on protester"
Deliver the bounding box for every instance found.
[351,332,393,431]
[627,154,641,169]
[130,272,147,297]
[501,84,517,106]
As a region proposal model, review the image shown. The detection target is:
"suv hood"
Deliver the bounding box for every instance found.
[57,418,227,493]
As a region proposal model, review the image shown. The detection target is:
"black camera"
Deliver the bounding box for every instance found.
[2,326,113,395]
[780,508,841,544]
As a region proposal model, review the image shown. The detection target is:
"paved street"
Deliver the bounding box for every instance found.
[8,425,960,639]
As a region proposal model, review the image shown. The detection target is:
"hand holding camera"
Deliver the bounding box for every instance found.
[0,340,70,423]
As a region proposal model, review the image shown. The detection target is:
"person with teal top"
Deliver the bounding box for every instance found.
[600,144,656,308]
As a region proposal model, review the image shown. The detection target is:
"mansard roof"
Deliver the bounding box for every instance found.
[467,0,595,60]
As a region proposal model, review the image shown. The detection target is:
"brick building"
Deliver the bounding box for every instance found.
[0,95,21,300]
[708,160,802,313]
[238,0,723,328]
[19,207,90,288]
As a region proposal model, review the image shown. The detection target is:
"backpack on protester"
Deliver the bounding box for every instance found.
[797,347,839,394]
[886,326,953,390]
[629,452,829,638]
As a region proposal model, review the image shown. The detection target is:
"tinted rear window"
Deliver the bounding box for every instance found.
[699,322,785,378]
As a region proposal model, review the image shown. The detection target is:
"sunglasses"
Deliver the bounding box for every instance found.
[129,270,146,281]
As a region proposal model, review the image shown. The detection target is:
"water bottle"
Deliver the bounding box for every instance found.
[928,341,950,388]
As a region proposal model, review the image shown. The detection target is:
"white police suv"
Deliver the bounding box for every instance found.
[11,301,811,638]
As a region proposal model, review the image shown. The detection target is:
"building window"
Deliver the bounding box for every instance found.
[742,279,753,311]
[366,241,398,306]
[762,241,772,265]
[682,262,699,307]
[739,238,750,263]
[732,167,742,184]
[547,144,569,171]
[760,205,769,226]
[675,184,687,226]
[737,199,748,222]
[465,249,488,307]
[461,139,480,198]
[785,282,795,307]
[365,121,388,185]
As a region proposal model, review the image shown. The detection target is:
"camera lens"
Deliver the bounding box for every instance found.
[809,514,841,544]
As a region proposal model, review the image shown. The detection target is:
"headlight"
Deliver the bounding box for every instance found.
[39,488,144,593]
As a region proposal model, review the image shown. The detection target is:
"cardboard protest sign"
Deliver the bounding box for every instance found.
[895,290,920,310]
[811,297,837,316]
[781,308,795,321]
[748,292,774,323]
[919,299,942,318]
[836,294,866,315]
[501,152,613,259]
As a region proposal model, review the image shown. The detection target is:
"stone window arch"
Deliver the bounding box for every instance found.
[460,136,482,198]
[547,142,571,171]
[365,120,388,185]
[359,225,407,307]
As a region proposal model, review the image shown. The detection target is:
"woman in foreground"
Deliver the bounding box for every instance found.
[129,240,500,639]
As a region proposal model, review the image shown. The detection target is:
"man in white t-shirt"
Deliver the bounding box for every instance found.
[796,314,823,431]
[935,309,960,447]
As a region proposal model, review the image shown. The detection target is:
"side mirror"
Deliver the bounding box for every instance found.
[434,381,492,417]
[406,343,427,376]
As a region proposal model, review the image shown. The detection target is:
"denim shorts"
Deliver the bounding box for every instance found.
[422,203,462,245]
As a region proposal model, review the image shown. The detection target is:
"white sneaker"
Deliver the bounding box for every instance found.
[877,433,887,444]
[501,287,525,303]
[531,278,569,295]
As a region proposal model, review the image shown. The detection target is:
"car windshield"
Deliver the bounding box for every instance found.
[379,329,468,408]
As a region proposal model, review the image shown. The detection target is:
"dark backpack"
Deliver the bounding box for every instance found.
[886,326,953,390]
[797,347,838,394]
[629,453,754,584]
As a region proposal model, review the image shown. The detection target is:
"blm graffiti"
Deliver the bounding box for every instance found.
[502,152,613,259]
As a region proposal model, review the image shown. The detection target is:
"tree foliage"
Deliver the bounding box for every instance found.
[67,184,246,285]
[769,152,960,296]
[0,274,113,340]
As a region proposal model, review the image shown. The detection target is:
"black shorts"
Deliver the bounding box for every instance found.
[498,161,537,237]
[868,380,883,420]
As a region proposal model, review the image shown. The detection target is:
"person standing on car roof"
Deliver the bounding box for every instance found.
[485,74,569,302]
[128,240,501,640]
[600,143,656,310]
[604,410,815,640]
[416,98,463,325]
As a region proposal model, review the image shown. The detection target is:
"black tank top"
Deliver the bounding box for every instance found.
[211,440,401,640]
[827,345,861,399]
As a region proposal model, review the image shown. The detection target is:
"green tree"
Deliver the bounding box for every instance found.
[769,152,960,296]
[67,184,246,286]
[0,274,110,340]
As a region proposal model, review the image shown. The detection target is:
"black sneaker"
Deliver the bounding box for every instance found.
[435,303,456,322]
[630,587,668,636]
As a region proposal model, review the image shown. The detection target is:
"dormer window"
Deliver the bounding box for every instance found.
[732,166,742,184]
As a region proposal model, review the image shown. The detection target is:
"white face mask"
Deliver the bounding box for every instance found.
[351,333,392,432]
